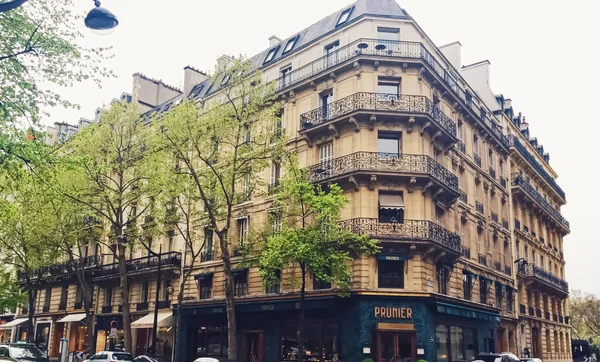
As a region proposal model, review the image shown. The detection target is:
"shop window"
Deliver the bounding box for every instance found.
[265,270,281,294]
[280,323,340,362]
[437,325,478,362]
[196,274,213,300]
[378,192,404,223]
[462,272,472,300]
[480,279,488,304]
[436,265,449,295]
[233,270,248,297]
[378,132,401,157]
[196,325,227,357]
[378,259,404,289]
[436,325,449,362]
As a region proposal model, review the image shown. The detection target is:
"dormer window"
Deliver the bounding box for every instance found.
[282,36,298,54]
[336,7,353,26]
[221,74,230,86]
[264,47,278,64]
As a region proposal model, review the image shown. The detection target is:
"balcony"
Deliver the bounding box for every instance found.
[339,218,461,257]
[474,153,482,167]
[299,92,457,146]
[511,174,569,233]
[136,302,148,311]
[478,254,487,267]
[156,300,171,309]
[17,255,101,284]
[273,38,508,149]
[93,252,181,280]
[462,246,471,259]
[101,306,113,314]
[517,261,569,297]
[476,201,484,215]
[508,135,565,201]
[307,152,459,206]
[200,251,214,262]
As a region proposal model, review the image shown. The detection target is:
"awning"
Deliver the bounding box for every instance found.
[379,193,404,210]
[131,311,174,329]
[377,254,408,261]
[0,318,28,329]
[58,313,87,323]
[435,302,500,323]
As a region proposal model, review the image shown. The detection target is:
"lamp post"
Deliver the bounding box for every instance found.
[0,0,119,35]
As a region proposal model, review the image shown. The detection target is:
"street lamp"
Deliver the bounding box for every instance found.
[84,0,119,35]
[0,0,118,35]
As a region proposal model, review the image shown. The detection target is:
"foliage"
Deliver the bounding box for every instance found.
[0,0,113,126]
[0,269,24,313]
[149,55,284,360]
[571,290,600,343]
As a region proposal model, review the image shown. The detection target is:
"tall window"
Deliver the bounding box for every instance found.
[204,226,213,256]
[457,122,464,141]
[270,211,282,235]
[233,270,248,297]
[266,270,281,294]
[495,284,503,308]
[237,217,249,246]
[103,287,113,307]
[377,81,400,98]
[59,286,68,310]
[436,265,449,295]
[167,231,174,252]
[321,92,333,120]
[377,27,400,41]
[74,286,83,308]
[43,288,51,311]
[198,275,213,300]
[540,255,544,270]
[281,66,292,86]
[140,282,149,303]
[325,41,340,67]
[488,149,494,169]
[313,268,331,290]
[318,142,334,178]
[507,289,513,312]
[479,279,488,304]
[241,175,251,201]
[473,135,479,156]
[378,192,404,223]
[463,272,472,300]
[435,206,443,225]
[378,132,401,157]
[378,259,404,288]
[270,162,281,189]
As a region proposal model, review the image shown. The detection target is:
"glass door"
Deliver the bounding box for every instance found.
[378,332,415,362]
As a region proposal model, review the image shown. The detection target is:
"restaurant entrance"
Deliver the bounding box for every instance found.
[376,331,415,362]
[243,331,264,362]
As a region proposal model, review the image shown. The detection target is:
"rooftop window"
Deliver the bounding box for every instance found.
[336,7,353,26]
[264,47,278,64]
[282,36,298,54]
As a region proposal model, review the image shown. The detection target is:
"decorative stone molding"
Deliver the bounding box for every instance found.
[408,177,417,193]
[477,220,484,232]
[349,116,360,132]
[369,114,377,131]
[475,172,482,184]
[420,121,431,135]
[483,180,490,193]
[407,117,416,133]
[348,176,359,192]
[373,60,380,71]
[328,124,339,139]
[369,175,377,191]
[401,62,408,72]
[302,134,313,147]
[459,159,466,172]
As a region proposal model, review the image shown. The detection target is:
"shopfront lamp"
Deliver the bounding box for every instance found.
[85,0,118,35]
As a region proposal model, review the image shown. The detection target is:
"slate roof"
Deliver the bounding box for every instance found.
[144,0,409,118]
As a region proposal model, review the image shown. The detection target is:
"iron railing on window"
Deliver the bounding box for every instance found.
[517,260,569,293]
[94,251,181,278]
[200,251,213,262]
[307,152,459,192]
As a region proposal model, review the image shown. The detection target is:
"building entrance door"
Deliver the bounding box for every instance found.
[532,327,540,358]
[243,331,264,362]
[377,331,415,362]
[135,328,149,357]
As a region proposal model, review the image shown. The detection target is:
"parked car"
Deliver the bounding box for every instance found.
[132,356,157,362]
[83,351,133,362]
[520,358,543,362]
[0,343,49,362]
[475,352,521,362]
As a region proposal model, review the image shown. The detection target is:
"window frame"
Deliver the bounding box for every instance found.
[335,7,353,26]
[377,259,405,289]
[378,131,401,156]
[198,275,213,300]
[237,216,249,245]
[463,272,472,300]
[436,265,449,295]
[263,46,279,64]
[377,27,400,41]
[233,270,248,297]
[282,36,298,54]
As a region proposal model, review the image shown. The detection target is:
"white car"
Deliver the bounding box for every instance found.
[84,351,133,362]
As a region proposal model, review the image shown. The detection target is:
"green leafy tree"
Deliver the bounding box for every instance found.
[150,55,284,360]
[0,269,24,314]
[258,160,380,362]
[571,290,600,343]
[54,101,157,353]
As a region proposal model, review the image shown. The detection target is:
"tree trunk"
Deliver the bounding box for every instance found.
[82,282,96,354]
[218,230,237,361]
[26,287,37,344]
[117,243,133,353]
[297,263,306,362]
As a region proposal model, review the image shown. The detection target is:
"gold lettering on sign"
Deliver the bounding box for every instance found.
[374,307,413,319]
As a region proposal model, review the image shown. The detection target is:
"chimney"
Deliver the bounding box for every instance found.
[132,73,182,112]
[519,114,529,138]
[183,66,208,96]
[439,41,462,70]
[543,153,550,163]
[269,35,282,47]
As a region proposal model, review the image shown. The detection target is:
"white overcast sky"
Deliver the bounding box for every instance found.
[45,0,600,294]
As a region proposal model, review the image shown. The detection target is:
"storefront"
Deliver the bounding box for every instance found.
[34,317,53,355]
[175,295,500,362]
[131,311,175,360]
[0,316,15,343]
[57,313,89,354]
[95,316,125,353]
[0,318,28,343]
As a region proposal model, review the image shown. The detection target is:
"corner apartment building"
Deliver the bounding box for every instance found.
[10,1,571,362]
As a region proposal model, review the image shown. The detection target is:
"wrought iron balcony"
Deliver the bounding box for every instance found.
[200,251,214,262]
[299,92,456,141]
[307,152,459,200]
[93,251,181,280]
[17,255,102,284]
[511,173,569,233]
[517,260,569,296]
[136,302,148,311]
[462,246,471,259]
[272,38,508,149]
[339,218,461,254]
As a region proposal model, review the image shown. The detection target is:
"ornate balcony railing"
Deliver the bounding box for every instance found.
[511,173,570,232]
[517,261,569,294]
[307,152,459,192]
[508,135,565,200]
[200,251,214,262]
[339,218,461,253]
[273,38,508,148]
[17,255,102,283]
[462,246,471,259]
[94,252,181,279]
[300,92,456,138]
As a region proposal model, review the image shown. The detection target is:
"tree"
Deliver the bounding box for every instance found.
[150,55,284,360]
[0,0,113,126]
[0,268,24,314]
[55,101,158,353]
[571,290,600,342]
[0,170,59,343]
[258,160,380,362]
